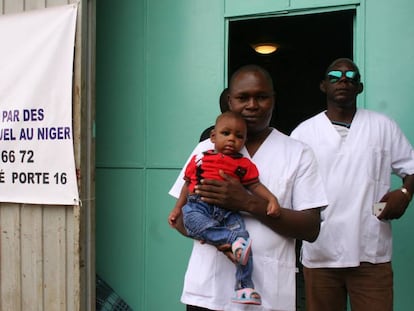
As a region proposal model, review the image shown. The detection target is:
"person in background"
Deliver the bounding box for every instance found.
[169,111,281,305]
[199,88,229,142]
[169,64,328,311]
[291,57,414,311]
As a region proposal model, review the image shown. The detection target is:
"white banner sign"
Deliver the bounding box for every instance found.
[0,4,79,205]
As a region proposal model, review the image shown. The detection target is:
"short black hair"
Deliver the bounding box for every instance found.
[229,64,274,93]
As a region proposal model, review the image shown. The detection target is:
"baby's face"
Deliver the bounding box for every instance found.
[212,116,246,155]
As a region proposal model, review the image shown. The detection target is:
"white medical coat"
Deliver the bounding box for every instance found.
[291,109,414,268]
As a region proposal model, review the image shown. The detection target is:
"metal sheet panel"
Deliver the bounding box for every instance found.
[0,0,94,310]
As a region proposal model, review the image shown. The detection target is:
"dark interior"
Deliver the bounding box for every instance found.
[228,10,354,134]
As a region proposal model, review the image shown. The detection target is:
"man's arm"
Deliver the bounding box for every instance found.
[195,174,323,242]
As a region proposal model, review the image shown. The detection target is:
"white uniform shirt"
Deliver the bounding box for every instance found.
[291,109,414,268]
[169,129,328,311]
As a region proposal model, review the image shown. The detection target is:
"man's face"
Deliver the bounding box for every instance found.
[228,71,274,135]
[321,60,363,108]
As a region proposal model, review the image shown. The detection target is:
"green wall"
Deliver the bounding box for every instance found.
[96,0,414,310]
[96,1,225,310]
[364,1,414,309]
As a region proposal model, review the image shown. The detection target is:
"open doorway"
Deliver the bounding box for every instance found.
[228,9,355,134]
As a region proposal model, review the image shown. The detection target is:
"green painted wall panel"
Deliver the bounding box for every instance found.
[95,168,145,310]
[225,0,289,17]
[96,1,225,310]
[225,0,360,17]
[364,1,414,309]
[145,169,193,310]
[365,0,414,138]
[392,205,414,310]
[146,0,226,168]
[96,0,145,168]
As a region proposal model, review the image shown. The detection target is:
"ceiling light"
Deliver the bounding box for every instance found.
[251,43,279,55]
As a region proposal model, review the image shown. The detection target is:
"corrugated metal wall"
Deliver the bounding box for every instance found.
[0,1,95,310]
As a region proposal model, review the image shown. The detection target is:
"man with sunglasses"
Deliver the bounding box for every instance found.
[291,58,414,311]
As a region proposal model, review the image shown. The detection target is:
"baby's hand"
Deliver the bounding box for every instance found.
[266,197,281,218]
[216,243,237,264]
[168,208,181,228]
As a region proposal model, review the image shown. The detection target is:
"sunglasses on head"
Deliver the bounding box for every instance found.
[327,70,360,84]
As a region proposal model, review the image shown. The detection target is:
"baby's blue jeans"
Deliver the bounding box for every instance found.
[182,194,254,290]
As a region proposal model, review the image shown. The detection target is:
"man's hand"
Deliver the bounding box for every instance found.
[378,189,410,220]
[194,170,251,212]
